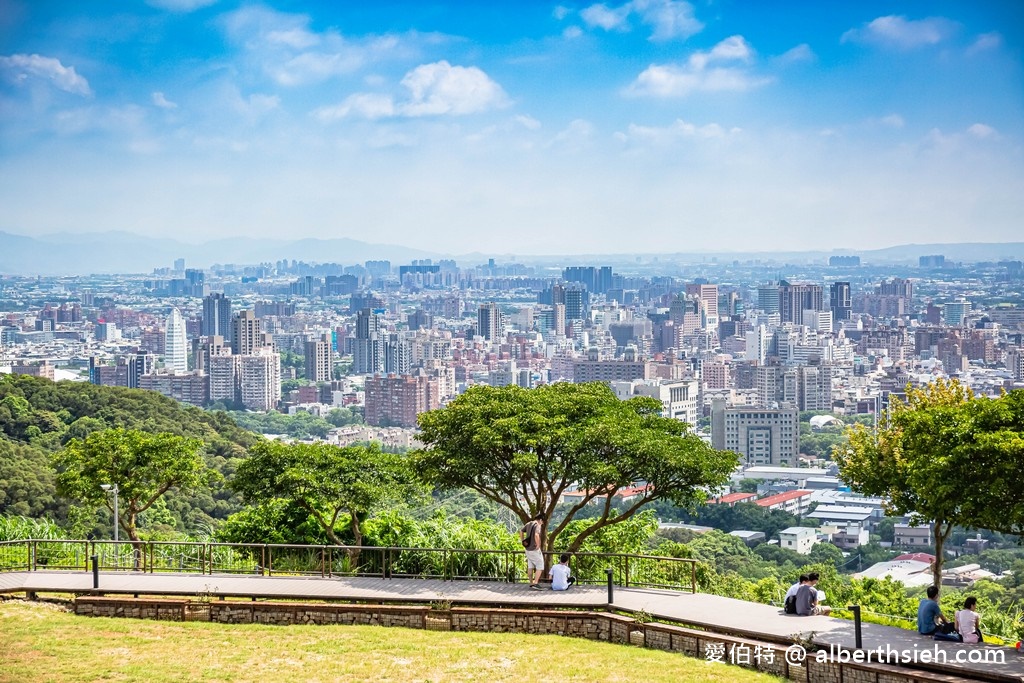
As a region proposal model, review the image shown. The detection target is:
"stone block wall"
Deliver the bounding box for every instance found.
[72,597,976,683]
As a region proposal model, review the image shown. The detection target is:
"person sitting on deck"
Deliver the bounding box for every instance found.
[956,596,984,644]
[917,585,957,638]
[795,574,831,616]
[549,553,576,591]
[784,574,809,614]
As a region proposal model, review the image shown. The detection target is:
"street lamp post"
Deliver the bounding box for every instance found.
[101,484,119,543]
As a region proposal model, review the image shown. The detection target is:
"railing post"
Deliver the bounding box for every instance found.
[327,548,332,578]
[321,547,325,578]
[848,605,862,649]
[606,567,614,604]
[30,540,36,571]
[268,546,272,576]
[261,546,266,576]
[691,560,696,594]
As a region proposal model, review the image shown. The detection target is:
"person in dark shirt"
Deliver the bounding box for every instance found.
[519,513,545,590]
[917,585,953,635]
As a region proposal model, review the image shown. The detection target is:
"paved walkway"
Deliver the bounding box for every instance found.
[3,571,1022,682]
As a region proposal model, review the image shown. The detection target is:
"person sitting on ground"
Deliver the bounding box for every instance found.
[549,553,576,591]
[784,574,808,614]
[956,596,984,644]
[917,585,956,637]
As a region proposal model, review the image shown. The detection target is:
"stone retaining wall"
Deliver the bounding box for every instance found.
[72,597,980,683]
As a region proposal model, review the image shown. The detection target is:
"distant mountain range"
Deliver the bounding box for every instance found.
[1,231,1022,276]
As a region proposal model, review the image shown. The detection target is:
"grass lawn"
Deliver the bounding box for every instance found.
[0,600,782,683]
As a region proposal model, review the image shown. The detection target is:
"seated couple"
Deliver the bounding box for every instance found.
[917,586,984,643]
[783,572,832,616]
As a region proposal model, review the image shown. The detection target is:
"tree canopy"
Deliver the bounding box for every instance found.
[52,428,214,543]
[412,382,738,559]
[231,440,425,546]
[836,379,1024,587]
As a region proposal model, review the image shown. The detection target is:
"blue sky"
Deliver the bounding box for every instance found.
[0,0,1021,255]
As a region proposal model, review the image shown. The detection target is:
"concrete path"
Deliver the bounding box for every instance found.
[4,570,1022,682]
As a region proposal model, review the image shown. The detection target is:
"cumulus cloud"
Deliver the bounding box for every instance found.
[563,26,583,39]
[625,35,768,97]
[0,53,91,96]
[314,61,507,121]
[841,15,954,49]
[151,91,177,109]
[221,6,418,86]
[580,0,702,41]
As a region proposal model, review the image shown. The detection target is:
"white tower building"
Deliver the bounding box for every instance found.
[164,308,188,374]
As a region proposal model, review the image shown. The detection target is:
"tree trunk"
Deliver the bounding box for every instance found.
[126,513,142,571]
[932,520,948,590]
[347,510,362,568]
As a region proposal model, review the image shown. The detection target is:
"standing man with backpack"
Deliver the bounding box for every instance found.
[519,513,545,590]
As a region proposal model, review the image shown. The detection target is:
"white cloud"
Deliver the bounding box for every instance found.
[151,91,177,109]
[625,35,768,98]
[553,5,571,20]
[221,6,417,86]
[515,115,542,130]
[580,0,702,41]
[313,93,396,122]
[775,43,815,65]
[580,3,631,31]
[548,119,595,150]
[967,123,997,139]
[968,32,1002,54]
[615,118,737,144]
[400,61,509,116]
[0,53,91,96]
[880,114,904,128]
[563,26,583,39]
[632,0,703,41]
[146,0,216,11]
[315,61,508,121]
[841,15,954,49]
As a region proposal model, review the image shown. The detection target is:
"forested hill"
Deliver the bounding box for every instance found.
[0,374,259,535]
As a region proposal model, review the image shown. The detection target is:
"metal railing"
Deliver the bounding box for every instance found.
[0,539,698,592]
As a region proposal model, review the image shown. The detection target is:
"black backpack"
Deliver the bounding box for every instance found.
[784,594,797,614]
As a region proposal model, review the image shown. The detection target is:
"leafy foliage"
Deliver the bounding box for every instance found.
[413,382,738,562]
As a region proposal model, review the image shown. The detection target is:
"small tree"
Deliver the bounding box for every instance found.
[412,383,738,565]
[52,428,212,547]
[836,379,1022,588]
[231,440,424,547]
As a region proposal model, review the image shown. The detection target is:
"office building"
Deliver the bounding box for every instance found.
[353,308,386,374]
[711,399,799,466]
[164,308,188,374]
[304,335,333,384]
[477,302,503,342]
[829,282,852,322]
[944,299,970,326]
[757,284,780,315]
[778,281,823,325]
[202,293,232,339]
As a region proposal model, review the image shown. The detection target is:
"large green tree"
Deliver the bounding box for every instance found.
[52,428,213,544]
[836,380,1024,588]
[412,382,738,562]
[231,441,425,547]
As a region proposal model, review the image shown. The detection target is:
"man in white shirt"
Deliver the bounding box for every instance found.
[549,553,575,591]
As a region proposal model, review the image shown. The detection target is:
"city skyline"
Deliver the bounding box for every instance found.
[1,1,1021,254]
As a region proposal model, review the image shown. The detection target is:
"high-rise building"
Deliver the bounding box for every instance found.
[778,281,823,325]
[164,308,188,374]
[829,282,852,322]
[944,299,970,326]
[364,373,441,428]
[208,354,240,404]
[184,269,205,297]
[231,310,271,355]
[757,283,780,314]
[202,293,232,339]
[304,335,332,384]
[477,303,503,342]
[238,349,281,411]
[685,283,719,328]
[353,308,386,374]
